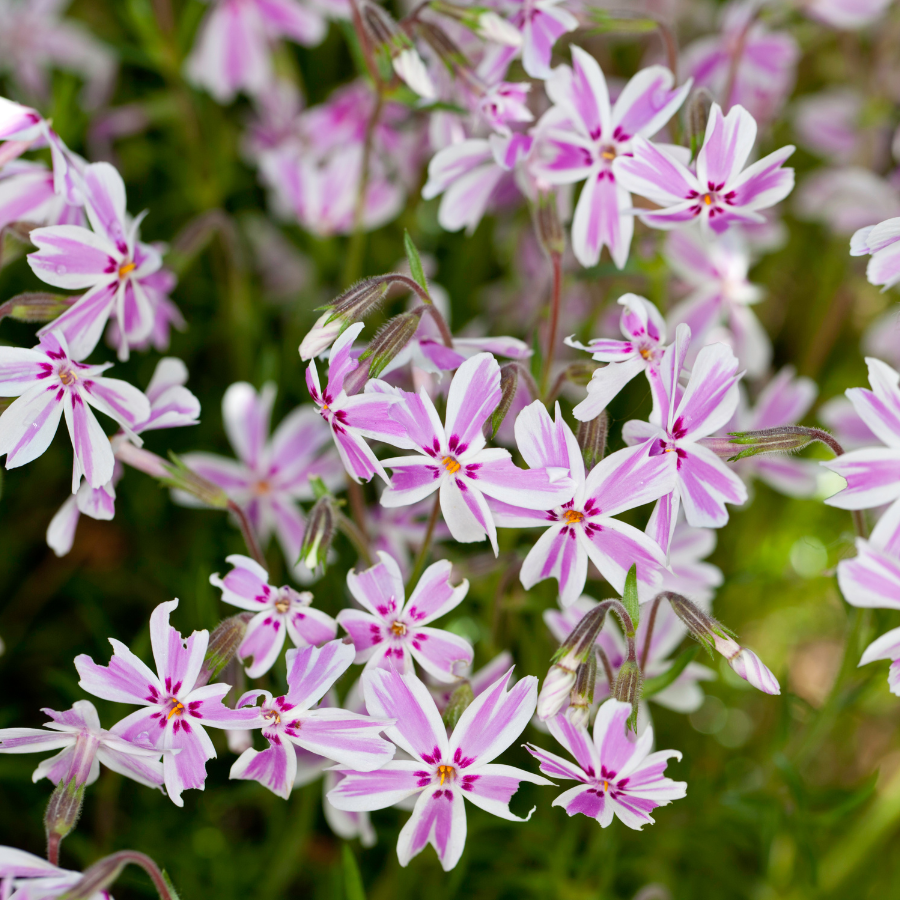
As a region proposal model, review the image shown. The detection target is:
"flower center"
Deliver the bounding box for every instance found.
[263,708,282,725]
[563,509,584,525]
[437,764,456,785]
[256,479,271,495]
[603,779,609,792]
[703,193,713,205]
[58,366,78,385]
[391,620,407,637]
[118,261,136,279]
[441,456,461,474]
[166,699,184,719]
[275,595,290,614]
[600,145,616,161]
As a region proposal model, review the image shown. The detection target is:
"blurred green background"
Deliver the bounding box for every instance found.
[2,1,900,898]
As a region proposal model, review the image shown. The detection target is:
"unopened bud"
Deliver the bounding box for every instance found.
[195,613,253,687]
[475,11,522,45]
[576,410,608,470]
[359,308,425,379]
[534,192,565,258]
[728,647,781,695]
[392,48,436,100]
[160,452,229,509]
[703,426,820,461]
[301,280,389,360]
[442,681,475,730]
[686,87,714,158]
[299,496,337,572]
[61,855,127,900]
[415,20,470,74]
[566,653,597,729]
[0,291,73,323]
[613,657,642,723]
[487,364,519,438]
[299,313,344,361]
[537,663,577,720]
[45,777,85,858]
[561,362,599,386]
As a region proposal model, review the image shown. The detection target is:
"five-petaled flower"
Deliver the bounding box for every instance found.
[211,554,338,677]
[526,699,686,829]
[490,401,674,605]
[0,330,150,492]
[230,640,396,799]
[0,700,163,789]
[379,352,576,554]
[337,551,473,682]
[532,47,691,268]
[327,667,552,871]
[613,103,795,235]
[74,599,259,806]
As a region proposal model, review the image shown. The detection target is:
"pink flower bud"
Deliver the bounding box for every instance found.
[728,648,781,695]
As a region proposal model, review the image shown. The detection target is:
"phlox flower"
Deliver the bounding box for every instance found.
[567,293,668,421]
[0,160,84,232]
[337,551,473,682]
[681,0,798,124]
[726,367,820,498]
[794,88,864,164]
[491,401,673,606]
[0,700,163,789]
[0,0,116,109]
[851,217,900,291]
[494,0,577,78]
[613,103,795,236]
[795,167,900,235]
[801,0,893,29]
[819,395,877,451]
[664,228,770,378]
[531,48,690,268]
[181,381,343,574]
[75,599,259,806]
[211,554,338,677]
[47,356,200,556]
[526,699,686,828]
[305,322,412,483]
[545,592,716,715]
[379,353,576,553]
[837,503,900,694]
[0,847,106,900]
[0,331,150,491]
[186,0,334,103]
[230,640,395,799]
[823,358,900,520]
[29,161,179,361]
[328,667,551,871]
[623,326,747,553]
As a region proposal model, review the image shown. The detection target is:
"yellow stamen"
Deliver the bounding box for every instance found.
[58,369,77,385]
[118,261,136,278]
[639,347,651,360]
[601,150,616,160]
[167,701,184,719]
[256,479,271,495]
[603,780,609,792]
[563,509,584,525]
[441,456,461,474]
[664,447,676,452]
[391,621,407,637]
[275,596,290,614]
[703,194,712,205]
[438,764,455,785]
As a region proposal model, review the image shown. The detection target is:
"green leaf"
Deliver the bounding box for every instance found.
[342,844,366,900]
[404,230,430,297]
[622,564,639,634]
[642,645,700,698]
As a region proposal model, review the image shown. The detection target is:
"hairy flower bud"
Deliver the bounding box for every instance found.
[686,87,714,157]
[300,496,337,572]
[299,313,344,361]
[442,681,475,731]
[665,592,781,695]
[486,363,519,438]
[576,410,609,470]
[45,777,85,861]
[0,291,73,323]
[195,613,253,687]
[301,279,390,360]
[160,452,230,509]
[360,307,425,378]
[566,653,597,729]
[702,425,827,461]
[534,192,565,258]
[537,663,577,720]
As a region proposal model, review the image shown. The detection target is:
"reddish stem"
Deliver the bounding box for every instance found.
[227,500,267,569]
[540,252,563,397]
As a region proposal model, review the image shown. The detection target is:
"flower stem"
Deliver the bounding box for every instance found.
[370,273,454,347]
[640,595,662,670]
[227,500,266,569]
[540,251,563,398]
[408,494,442,589]
[47,832,60,867]
[337,512,373,566]
[66,850,179,900]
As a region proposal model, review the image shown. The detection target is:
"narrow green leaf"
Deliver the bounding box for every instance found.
[404,230,430,297]
[622,564,640,634]
[342,844,366,900]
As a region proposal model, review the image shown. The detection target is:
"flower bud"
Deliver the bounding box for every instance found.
[576,410,609,470]
[45,777,85,859]
[0,291,73,323]
[195,613,253,687]
[701,425,819,461]
[359,307,425,379]
[301,279,390,360]
[486,363,519,438]
[160,452,230,509]
[728,647,781,695]
[113,439,170,479]
[686,87,714,157]
[566,653,597,729]
[534,191,565,258]
[392,48,436,100]
[299,496,337,572]
[537,663,577,720]
[442,681,475,731]
[475,11,522,45]
[60,855,127,900]
[613,656,642,728]
[299,313,344,361]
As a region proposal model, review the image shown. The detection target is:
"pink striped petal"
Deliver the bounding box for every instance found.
[64,391,115,490]
[583,443,676,518]
[327,760,426,811]
[838,539,900,610]
[613,66,691,140]
[674,342,741,441]
[439,475,497,552]
[405,559,468,624]
[408,627,473,683]
[459,763,550,821]
[289,708,395,771]
[397,784,467,871]
[823,448,900,509]
[239,611,288,677]
[613,137,697,205]
[697,104,756,190]
[547,713,599,774]
[0,384,64,471]
[27,225,118,289]
[223,382,274,469]
[230,734,297,799]
[525,742,589,782]
[285,640,355,711]
[677,443,748,528]
[445,353,501,455]
[150,599,207,694]
[347,550,405,619]
[520,523,588,608]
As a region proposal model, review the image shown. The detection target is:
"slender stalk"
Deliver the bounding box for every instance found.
[347,481,369,546]
[227,500,266,569]
[408,494,441,589]
[596,647,615,692]
[369,273,454,347]
[722,8,758,111]
[640,595,662,670]
[65,850,178,900]
[337,512,374,566]
[540,252,563,398]
[47,832,60,867]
